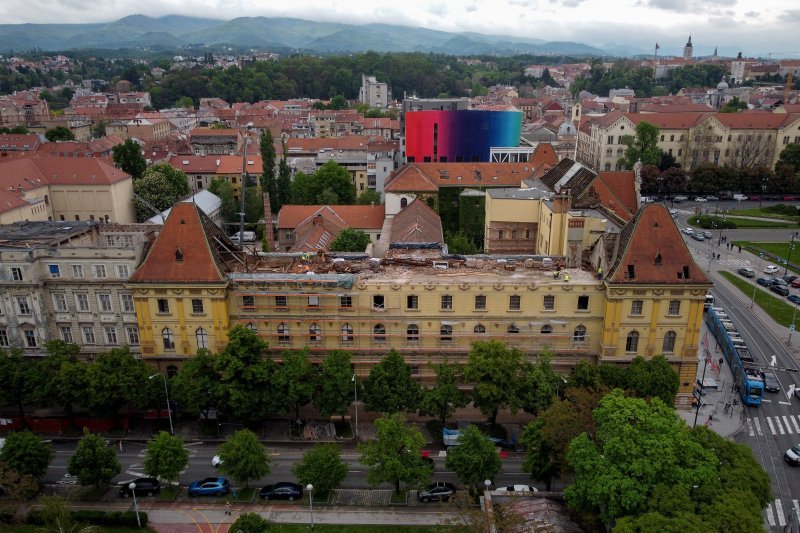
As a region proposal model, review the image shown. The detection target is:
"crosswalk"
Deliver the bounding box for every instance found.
[746,414,800,437]
[765,498,797,527]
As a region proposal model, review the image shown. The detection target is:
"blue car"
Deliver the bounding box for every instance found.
[789,294,800,305]
[188,477,230,497]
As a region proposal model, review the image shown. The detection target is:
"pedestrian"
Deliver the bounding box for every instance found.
[706,414,713,427]
[225,501,232,516]
[738,245,741,253]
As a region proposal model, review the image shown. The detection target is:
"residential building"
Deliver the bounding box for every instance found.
[190,127,242,155]
[276,204,386,252]
[359,75,391,108]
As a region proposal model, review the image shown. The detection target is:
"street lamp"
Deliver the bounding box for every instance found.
[129,482,141,528]
[306,483,314,529]
[784,232,796,277]
[484,479,492,492]
[149,373,174,435]
[351,374,359,439]
[790,298,799,346]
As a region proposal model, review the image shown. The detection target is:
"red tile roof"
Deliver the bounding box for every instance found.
[594,172,638,222]
[190,127,240,137]
[386,162,543,192]
[129,203,228,283]
[0,156,130,188]
[0,134,40,151]
[277,204,385,230]
[390,198,443,244]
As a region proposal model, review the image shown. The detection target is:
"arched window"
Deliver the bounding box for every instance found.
[341,323,354,343]
[440,324,453,342]
[507,324,519,334]
[540,324,553,334]
[474,324,486,335]
[162,328,175,350]
[277,323,290,343]
[407,324,419,342]
[195,327,208,349]
[309,323,322,342]
[400,197,408,208]
[626,331,639,353]
[374,323,386,342]
[573,325,587,342]
[663,331,676,353]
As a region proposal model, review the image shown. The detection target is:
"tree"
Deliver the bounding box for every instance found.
[144,431,189,484]
[217,429,271,488]
[276,147,292,210]
[0,430,53,479]
[292,443,348,497]
[626,355,680,405]
[619,121,662,169]
[444,230,478,255]
[208,178,238,224]
[175,96,195,109]
[84,348,155,418]
[132,163,191,222]
[0,460,39,500]
[777,143,800,173]
[357,413,430,494]
[44,126,75,142]
[260,129,278,213]
[230,513,270,533]
[720,96,748,113]
[0,349,36,421]
[363,350,420,413]
[92,120,106,138]
[356,189,382,205]
[519,352,559,416]
[313,350,353,421]
[29,342,86,416]
[464,341,525,426]
[273,349,315,421]
[290,161,356,205]
[445,425,501,488]
[171,349,223,421]
[112,139,146,180]
[214,325,274,424]
[330,228,371,252]
[68,428,121,490]
[418,361,468,426]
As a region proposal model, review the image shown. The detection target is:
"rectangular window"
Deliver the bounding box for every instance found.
[82,326,96,344]
[157,299,169,314]
[308,296,320,308]
[498,230,505,239]
[509,294,521,310]
[49,264,61,278]
[0,328,8,347]
[23,329,36,348]
[105,326,118,345]
[242,295,255,309]
[543,295,555,310]
[16,296,30,315]
[668,300,681,315]
[276,295,288,309]
[93,264,106,278]
[631,300,643,315]
[441,295,453,310]
[607,135,614,144]
[577,295,589,310]
[10,267,22,281]
[373,295,385,309]
[474,295,486,310]
[76,294,90,312]
[407,295,418,309]
[53,293,68,311]
[116,264,130,278]
[191,299,204,314]
[106,235,115,246]
[121,294,135,313]
[123,235,134,247]
[126,327,140,345]
[72,264,83,278]
[60,326,74,343]
[339,295,351,309]
[98,294,112,312]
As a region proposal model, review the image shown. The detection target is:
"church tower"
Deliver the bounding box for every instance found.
[683,35,693,60]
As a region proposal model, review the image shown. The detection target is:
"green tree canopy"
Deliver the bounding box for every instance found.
[619,121,662,169]
[171,349,224,421]
[291,160,356,205]
[276,146,292,210]
[144,431,189,484]
[445,425,502,487]
[292,443,348,497]
[0,460,39,500]
[356,189,382,205]
[29,342,86,416]
[260,128,278,213]
[217,429,271,488]
[84,348,155,418]
[626,355,680,405]
[357,413,431,494]
[0,349,36,420]
[208,177,238,225]
[418,361,468,426]
[363,350,421,414]
[519,352,559,416]
[230,513,271,532]
[719,96,748,113]
[273,349,315,421]
[330,228,372,252]
[112,139,146,180]
[444,230,478,255]
[68,428,121,490]
[313,350,353,421]
[0,430,53,479]
[464,341,525,425]
[777,143,800,174]
[132,162,191,222]
[44,126,74,142]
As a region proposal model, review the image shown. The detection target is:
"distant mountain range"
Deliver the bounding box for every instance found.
[0,14,623,57]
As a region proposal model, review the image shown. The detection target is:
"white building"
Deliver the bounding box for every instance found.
[147,190,223,228]
[359,75,391,109]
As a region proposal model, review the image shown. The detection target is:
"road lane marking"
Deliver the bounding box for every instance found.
[780,401,793,406]
[767,417,777,435]
[746,419,755,437]
[776,499,786,526]
[755,418,764,436]
[784,416,795,433]
[793,500,799,520]
[776,417,786,435]
[791,416,800,433]
[766,504,776,526]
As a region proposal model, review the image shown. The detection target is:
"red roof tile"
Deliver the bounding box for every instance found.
[277,204,385,230]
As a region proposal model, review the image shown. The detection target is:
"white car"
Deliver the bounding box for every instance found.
[669,209,678,218]
[764,265,780,274]
[212,455,223,467]
[674,195,688,201]
[494,485,539,494]
[682,227,694,235]
[694,197,707,202]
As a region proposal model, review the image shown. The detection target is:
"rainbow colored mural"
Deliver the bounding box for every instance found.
[404,109,523,163]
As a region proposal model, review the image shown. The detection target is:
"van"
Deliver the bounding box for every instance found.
[733,194,748,201]
[704,292,714,310]
[230,231,256,243]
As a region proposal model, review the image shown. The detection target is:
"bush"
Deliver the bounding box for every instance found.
[0,508,16,524]
[764,204,800,216]
[691,215,737,229]
[27,509,147,527]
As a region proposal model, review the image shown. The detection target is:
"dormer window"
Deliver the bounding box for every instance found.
[683,266,690,279]
[627,265,635,279]
[654,253,662,265]
[175,248,184,262]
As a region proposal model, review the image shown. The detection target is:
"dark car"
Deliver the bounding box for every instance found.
[738,267,755,278]
[789,294,800,305]
[119,478,161,498]
[771,277,789,287]
[762,370,780,392]
[785,275,798,284]
[187,477,230,497]
[770,285,790,297]
[418,482,457,503]
[757,277,776,287]
[260,482,303,501]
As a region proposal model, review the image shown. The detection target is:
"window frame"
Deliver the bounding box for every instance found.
[631,299,644,315]
[509,294,522,311]
[626,331,640,353]
[474,294,486,310]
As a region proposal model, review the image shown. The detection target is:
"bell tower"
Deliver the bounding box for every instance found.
[683,35,693,60]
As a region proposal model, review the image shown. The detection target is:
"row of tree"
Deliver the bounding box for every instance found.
[570,61,728,98]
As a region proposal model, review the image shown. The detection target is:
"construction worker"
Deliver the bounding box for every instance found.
[597,266,603,280]
[564,273,570,282]
[553,270,559,279]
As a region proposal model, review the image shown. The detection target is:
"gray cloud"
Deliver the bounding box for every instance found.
[465,3,477,12]
[426,2,448,16]
[744,11,759,17]
[641,0,737,14]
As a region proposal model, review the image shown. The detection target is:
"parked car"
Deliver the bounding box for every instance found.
[694,197,707,202]
[691,233,705,241]
[770,284,790,297]
[784,274,799,283]
[733,194,748,201]
[188,477,230,497]
[674,195,688,202]
[789,294,800,305]
[212,455,223,467]
[494,485,539,494]
[260,482,303,501]
[417,482,457,503]
[119,478,161,498]
[669,209,678,218]
[792,278,800,288]
[786,444,800,466]
[682,227,695,235]
[762,370,781,392]
[757,277,776,287]
[738,267,755,278]
[764,265,780,274]
[706,195,719,201]
[702,231,713,239]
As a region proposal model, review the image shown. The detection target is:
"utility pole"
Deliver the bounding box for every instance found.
[238,138,250,251]
[785,232,796,277]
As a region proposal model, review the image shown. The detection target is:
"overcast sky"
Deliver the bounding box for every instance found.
[2,0,800,57]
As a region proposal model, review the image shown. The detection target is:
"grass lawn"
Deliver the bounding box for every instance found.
[727,208,800,221]
[233,487,256,503]
[157,485,180,501]
[730,241,800,276]
[723,216,799,228]
[719,272,799,328]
